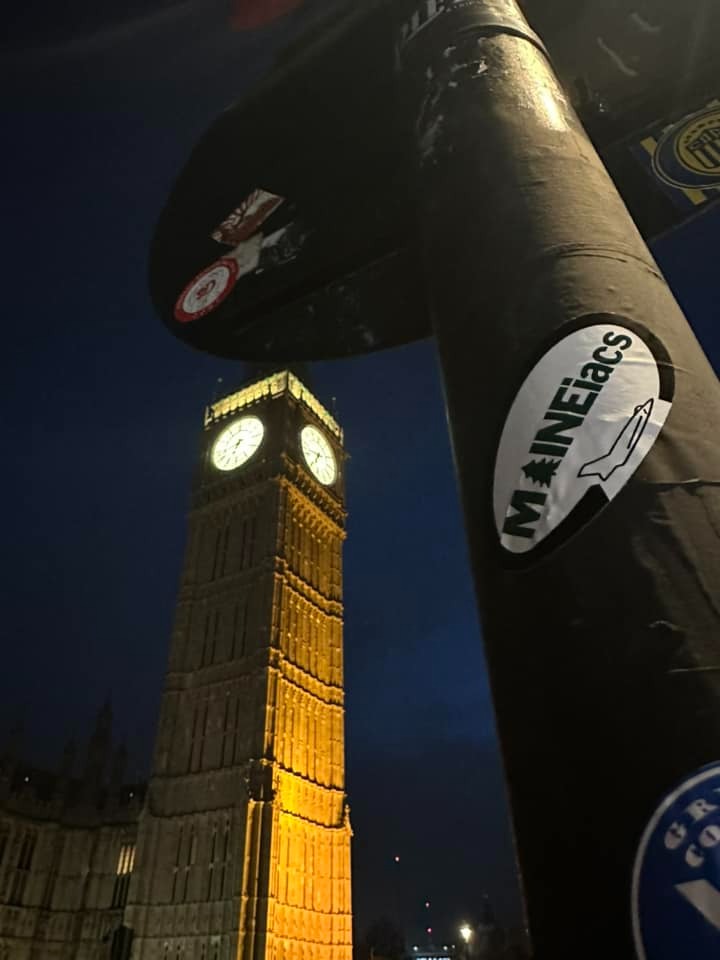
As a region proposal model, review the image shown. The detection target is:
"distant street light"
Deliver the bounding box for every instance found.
[458,924,473,960]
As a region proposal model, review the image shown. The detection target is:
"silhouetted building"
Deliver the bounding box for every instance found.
[0,704,144,959]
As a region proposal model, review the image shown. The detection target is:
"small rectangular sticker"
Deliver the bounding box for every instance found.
[211,188,284,245]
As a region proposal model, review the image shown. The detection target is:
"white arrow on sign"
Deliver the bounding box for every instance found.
[676,879,720,932]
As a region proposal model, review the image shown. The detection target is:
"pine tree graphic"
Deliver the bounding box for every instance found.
[522,458,560,488]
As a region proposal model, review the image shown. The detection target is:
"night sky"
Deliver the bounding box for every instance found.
[2,0,720,947]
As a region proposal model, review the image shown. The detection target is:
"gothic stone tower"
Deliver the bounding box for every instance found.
[128,370,352,960]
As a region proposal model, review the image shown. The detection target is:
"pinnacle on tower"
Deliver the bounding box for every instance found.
[59,737,77,778]
[82,699,113,794]
[110,743,128,792]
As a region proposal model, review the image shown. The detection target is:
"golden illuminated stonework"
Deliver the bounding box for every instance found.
[127,372,352,960]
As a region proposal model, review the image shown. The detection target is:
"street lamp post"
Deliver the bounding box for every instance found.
[397,0,720,954]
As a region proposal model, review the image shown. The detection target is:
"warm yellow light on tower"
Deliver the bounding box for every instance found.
[459,925,473,944]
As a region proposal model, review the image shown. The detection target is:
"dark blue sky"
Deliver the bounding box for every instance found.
[2,0,719,945]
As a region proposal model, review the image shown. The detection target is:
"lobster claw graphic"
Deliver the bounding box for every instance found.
[578,399,654,482]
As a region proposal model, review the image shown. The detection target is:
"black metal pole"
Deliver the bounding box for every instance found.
[397,0,720,954]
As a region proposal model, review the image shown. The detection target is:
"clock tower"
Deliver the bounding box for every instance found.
[127,370,352,960]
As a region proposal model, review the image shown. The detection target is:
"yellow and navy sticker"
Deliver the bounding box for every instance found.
[633,101,720,210]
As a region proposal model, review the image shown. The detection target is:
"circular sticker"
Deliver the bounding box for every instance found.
[633,763,720,959]
[174,259,239,323]
[653,105,720,191]
[493,317,674,557]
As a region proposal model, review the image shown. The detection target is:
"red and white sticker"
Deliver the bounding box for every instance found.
[174,259,239,323]
[211,188,284,246]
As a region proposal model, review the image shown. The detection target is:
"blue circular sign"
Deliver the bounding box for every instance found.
[633,763,720,959]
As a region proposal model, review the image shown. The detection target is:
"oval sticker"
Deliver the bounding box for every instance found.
[493,318,673,556]
[653,104,720,191]
[633,763,720,959]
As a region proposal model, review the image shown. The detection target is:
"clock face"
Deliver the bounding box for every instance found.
[211,416,264,471]
[300,425,337,485]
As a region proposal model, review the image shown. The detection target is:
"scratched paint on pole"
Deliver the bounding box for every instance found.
[493,317,674,558]
[633,763,720,959]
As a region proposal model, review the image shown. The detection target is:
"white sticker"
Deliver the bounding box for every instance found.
[494,321,674,555]
[225,232,263,278]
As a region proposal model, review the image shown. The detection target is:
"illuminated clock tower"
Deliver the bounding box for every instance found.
[128,370,352,960]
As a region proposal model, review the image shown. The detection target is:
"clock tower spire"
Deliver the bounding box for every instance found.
[128,369,352,960]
